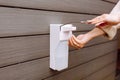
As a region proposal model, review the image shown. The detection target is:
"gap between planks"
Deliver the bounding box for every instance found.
[0,30,90,39]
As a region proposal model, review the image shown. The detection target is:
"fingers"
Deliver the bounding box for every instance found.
[72,35,82,48]
[69,35,80,49]
[87,14,108,25]
[69,38,79,49]
[87,17,105,25]
[87,16,102,24]
[69,35,83,49]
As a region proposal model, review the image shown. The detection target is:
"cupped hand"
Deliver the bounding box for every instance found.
[68,35,84,49]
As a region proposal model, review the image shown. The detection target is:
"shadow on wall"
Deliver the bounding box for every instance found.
[117,30,120,76]
[118,30,120,48]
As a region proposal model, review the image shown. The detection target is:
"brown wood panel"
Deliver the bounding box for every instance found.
[103,73,115,80]
[82,63,116,80]
[0,0,115,14]
[44,52,116,80]
[0,7,97,37]
[0,51,116,80]
[69,40,117,68]
[0,34,117,68]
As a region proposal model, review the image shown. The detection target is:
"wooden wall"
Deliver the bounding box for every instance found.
[0,0,118,80]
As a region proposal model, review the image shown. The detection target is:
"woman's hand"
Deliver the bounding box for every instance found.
[69,35,84,49]
[87,14,120,27]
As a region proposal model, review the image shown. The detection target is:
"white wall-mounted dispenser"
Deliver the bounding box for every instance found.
[50,24,76,71]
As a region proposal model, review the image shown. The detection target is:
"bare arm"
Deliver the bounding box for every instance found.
[87,14,120,27]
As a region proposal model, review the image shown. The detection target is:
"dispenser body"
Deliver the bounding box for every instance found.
[50,24,76,71]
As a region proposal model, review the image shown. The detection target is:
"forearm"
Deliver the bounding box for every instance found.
[86,27,105,39]
[79,27,105,44]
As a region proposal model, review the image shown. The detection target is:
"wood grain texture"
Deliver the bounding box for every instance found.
[0,7,97,37]
[44,52,116,80]
[82,63,116,80]
[0,33,117,68]
[0,51,116,80]
[103,73,115,80]
[0,0,115,14]
[69,40,117,68]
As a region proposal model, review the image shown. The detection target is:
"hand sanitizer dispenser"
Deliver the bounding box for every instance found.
[50,24,76,71]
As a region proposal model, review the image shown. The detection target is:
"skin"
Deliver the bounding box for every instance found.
[69,28,104,49]
[87,14,120,26]
[69,14,120,49]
